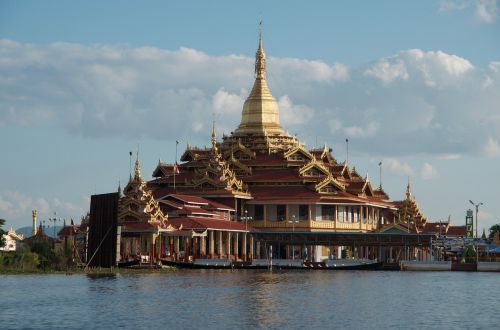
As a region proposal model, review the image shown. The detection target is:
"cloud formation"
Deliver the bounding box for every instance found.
[421,163,440,180]
[0,190,86,227]
[1,39,499,159]
[438,0,499,23]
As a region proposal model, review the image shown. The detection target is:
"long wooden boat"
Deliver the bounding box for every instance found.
[160,258,382,270]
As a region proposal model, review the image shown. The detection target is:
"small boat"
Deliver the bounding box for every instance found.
[118,259,140,268]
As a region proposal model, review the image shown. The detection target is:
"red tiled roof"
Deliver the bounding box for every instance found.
[158,199,184,209]
[446,225,466,236]
[244,154,291,166]
[249,185,320,201]
[206,200,235,211]
[78,223,88,232]
[243,169,306,182]
[168,194,210,205]
[168,217,250,231]
[58,225,78,237]
[122,221,164,232]
[181,205,216,216]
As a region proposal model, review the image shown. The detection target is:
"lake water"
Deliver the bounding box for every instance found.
[1,270,499,329]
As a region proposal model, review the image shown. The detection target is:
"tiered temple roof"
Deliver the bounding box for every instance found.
[119,155,171,233]
[146,33,429,230]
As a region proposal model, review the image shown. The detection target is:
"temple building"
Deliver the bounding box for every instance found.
[144,33,422,262]
[0,227,24,252]
[87,33,440,267]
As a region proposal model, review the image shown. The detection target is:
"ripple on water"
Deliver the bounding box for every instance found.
[1,271,499,329]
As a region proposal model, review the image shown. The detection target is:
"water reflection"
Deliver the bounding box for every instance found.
[2,271,500,329]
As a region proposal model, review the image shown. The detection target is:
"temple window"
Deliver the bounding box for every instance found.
[338,206,346,222]
[320,185,335,193]
[299,205,308,220]
[305,168,321,176]
[290,154,304,161]
[363,207,367,224]
[277,205,286,221]
[322,205,335,221]
[254,205,264,220]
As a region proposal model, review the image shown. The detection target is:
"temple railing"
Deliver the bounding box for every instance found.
[250,219,377,232]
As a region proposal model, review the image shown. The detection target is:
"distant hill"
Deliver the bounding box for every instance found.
[16,226,64,239]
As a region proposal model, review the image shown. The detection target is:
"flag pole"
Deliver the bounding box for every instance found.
[174,140,179,191]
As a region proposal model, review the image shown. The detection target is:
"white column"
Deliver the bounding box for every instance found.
[226,232,232,260]
[209,230,214,258]
[242,233,247,262]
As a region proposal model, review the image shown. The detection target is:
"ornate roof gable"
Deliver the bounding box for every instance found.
[284,145,314,161]
[119,156,168,225]
[394,180,427,230]
[190,129,248,194]
[299,157,330,177]
[315,174,345,193]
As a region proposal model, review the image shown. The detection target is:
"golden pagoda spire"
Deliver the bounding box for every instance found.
[211,119,218,154]
[406,177,412,200]
[234,24,286,136]
[255,27,266,79]
[134,149,141,182]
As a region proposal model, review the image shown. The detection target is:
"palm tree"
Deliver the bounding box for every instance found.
[489,224,500,240]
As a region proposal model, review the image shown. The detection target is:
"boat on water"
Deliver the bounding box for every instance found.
[159,258,382,270]
[401,260,500,272]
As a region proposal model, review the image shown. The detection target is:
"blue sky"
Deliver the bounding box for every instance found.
[1,0,499,234]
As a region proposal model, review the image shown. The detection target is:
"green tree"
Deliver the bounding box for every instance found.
[29,240,58,270]
[489,223,500,240]
[0,218,6,248]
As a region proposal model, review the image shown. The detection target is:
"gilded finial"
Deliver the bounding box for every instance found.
[134,148,141,181]
[211,119,218,154]
[406,176,412,199]
[255,22,266,79]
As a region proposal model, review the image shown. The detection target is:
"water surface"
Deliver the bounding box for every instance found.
[1,270,498,329]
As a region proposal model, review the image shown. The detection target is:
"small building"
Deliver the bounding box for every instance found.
[117,156,174,263]
[22,224,54,248]
[158,194,252,262]
[494,231,500,246]
[0,227,24,252]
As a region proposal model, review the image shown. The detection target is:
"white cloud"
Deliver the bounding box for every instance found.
[421,163,440,180]
[482,137,500,157]
[438,1,467,12]
[364,59,409,84]
[270,58,349,83]
[0,40,499,158]
[343,122,380,138]
[278,95,315,126]
[437,1,498,23]
[0,190,86,228]
[436,153,462,160]
[212,88,245,116]
[475,0,499,23]
[382,158,415,177]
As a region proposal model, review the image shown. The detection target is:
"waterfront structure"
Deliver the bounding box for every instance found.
[158,194,251,262]
[22,224,54,247]
[0,227,24,252]
[117,156,173,263]
[146,33,432,262]
[115,153,251,264]
[83,33,437,267]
